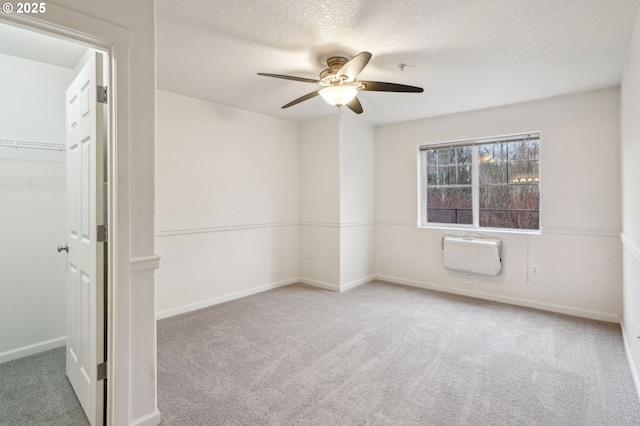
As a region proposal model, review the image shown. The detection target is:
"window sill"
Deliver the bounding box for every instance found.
[416,224,541,236]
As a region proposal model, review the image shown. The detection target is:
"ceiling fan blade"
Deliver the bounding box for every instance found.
[282,91,320,108]
[336,51,372,81]
[359,81,424,93]
[346,96,363,114]
[257,73,319,84]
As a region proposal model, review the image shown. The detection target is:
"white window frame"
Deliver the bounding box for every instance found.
[417,132,541,232]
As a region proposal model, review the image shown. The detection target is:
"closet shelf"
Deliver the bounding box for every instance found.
[0,139,65,152]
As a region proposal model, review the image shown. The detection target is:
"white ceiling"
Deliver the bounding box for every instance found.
[0,23,86,69]
[157,0,640,126]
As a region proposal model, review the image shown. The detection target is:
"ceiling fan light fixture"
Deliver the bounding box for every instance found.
[319,85,358,106]
[258,51,423,114]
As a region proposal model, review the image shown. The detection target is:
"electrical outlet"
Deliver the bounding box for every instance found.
[530,265,539,276]
[307,250,317,261]
[466,275,472,284]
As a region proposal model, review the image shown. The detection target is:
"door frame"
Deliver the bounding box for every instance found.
[0,7,132,425]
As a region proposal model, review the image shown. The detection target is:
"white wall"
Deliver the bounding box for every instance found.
[0,53,72,141]
[155,90,300,318]
[621,9,640,400]
[339,116,375,224]
[376,88,622,321]
[299,116,341,288]
[0,53,72,361]
[150,109,377,294]
[339,115,375,288]
[299,114,376,290]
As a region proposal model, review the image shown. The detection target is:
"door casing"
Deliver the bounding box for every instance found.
[0,7,134,425]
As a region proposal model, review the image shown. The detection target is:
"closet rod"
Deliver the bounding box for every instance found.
[0,139,65,152]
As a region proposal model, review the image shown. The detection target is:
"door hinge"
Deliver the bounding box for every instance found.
[97,85,107,104]
[97,224,108,242]
[97,362,107,381]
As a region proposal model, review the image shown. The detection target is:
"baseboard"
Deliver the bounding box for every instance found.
[130,409,161,426]
[156,277,298,320]
[376,274,620,323]
[299,275,375,292]
[0,336,66,364]
[620,319,640,405]
[340,275,376,292]
[299,277,340,292]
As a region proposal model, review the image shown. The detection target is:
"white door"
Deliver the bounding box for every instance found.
[65,51,105,426]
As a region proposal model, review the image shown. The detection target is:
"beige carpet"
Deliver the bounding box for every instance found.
[157,281,640,425]
[0,347,89,426]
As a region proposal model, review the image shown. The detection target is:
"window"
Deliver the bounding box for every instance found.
[419,133,540,230]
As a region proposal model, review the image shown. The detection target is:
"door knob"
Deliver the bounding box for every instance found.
[57,244,69,253]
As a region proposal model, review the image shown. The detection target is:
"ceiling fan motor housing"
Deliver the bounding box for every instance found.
[320,56,349,82]
[257,51,423,114]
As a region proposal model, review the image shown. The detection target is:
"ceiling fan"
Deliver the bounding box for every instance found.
[257,51,423,114]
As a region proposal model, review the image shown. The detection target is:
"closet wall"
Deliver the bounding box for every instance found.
[0,52,74,362]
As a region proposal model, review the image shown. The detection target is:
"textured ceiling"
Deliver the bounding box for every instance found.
[157,0,639,125]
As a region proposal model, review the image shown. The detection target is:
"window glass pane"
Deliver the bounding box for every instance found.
[425,145,473,225]
[436,148,450,164]
[478,143,508,163]
[427,186,472,224]
[455,164,472,185]
[427,165,446,185]
[507,139,539,162]
[427,149,438,166]
[444,165,457,185]
[422,136,539,230]
[524,140,539,160]
[479,163,507,185]
[508,162,526,183]
[452,146,472,164]
[477,137,540,229]
[427,148,451,166]
[427,166,438,185]
[429,164,471,186]
[507,160,539,184]
[479,185,539,229]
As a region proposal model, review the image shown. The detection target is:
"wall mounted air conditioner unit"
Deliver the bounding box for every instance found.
[442,235,502,276]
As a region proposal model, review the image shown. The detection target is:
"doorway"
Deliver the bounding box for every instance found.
[0,22,109,426]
